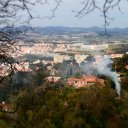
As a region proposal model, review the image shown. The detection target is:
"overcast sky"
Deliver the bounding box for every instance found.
[23,0,128,28]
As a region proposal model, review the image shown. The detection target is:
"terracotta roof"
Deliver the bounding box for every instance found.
[83,76,97,82]
[67,75,105,87]
[67,78,82,81]
[125,65,128,69]
[68,76,98,82]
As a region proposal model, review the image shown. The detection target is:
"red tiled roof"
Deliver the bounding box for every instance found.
[67,78,82,81]
[83,76,97,82]
[68,76,98,82]
[67,75,105,87]
[125,65,128,69]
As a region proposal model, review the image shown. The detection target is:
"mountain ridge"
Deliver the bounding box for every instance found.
[2,26,128,35]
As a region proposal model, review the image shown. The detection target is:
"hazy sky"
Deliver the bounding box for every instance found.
[23,0,128,28]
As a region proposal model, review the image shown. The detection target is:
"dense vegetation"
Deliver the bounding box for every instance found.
[1,85,128,128]
[0,54,128,128]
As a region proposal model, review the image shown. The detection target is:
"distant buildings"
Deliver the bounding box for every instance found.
[125,65,128,69]
[46,76,61,83]
[14,62,32,72]
[110,54,124,59]
[81,44,108,51]
[0,101,13,112]
[54,54,71,63]
[75,54,88,64]
[0,65,10,77]
[13,41,110,59]
[1,36,126,83]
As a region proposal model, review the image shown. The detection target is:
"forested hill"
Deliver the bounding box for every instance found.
[2,26,128,35]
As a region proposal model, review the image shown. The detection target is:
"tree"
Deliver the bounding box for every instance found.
[0,0,43,84]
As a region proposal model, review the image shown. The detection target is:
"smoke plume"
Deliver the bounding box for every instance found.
[81,55,121,96]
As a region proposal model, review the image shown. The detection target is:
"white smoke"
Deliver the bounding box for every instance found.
[81,55,121,96]
[94,55,121,96]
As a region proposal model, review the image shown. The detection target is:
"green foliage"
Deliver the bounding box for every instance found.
[0,120,10,128]
[113,54,128,73]
[1,79,128,128]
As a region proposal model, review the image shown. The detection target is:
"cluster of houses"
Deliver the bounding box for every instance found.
[67,76,105,88]
[0,101,13,112]
[46,75,105,88]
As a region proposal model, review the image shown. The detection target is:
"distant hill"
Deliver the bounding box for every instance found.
[34,26,128,35]
[33,26,106,35]
[1,26,128,36]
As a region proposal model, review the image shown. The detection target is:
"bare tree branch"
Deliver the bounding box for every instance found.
[0,0,44,85]
[73,0,125,34]
[43,0,62,19]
